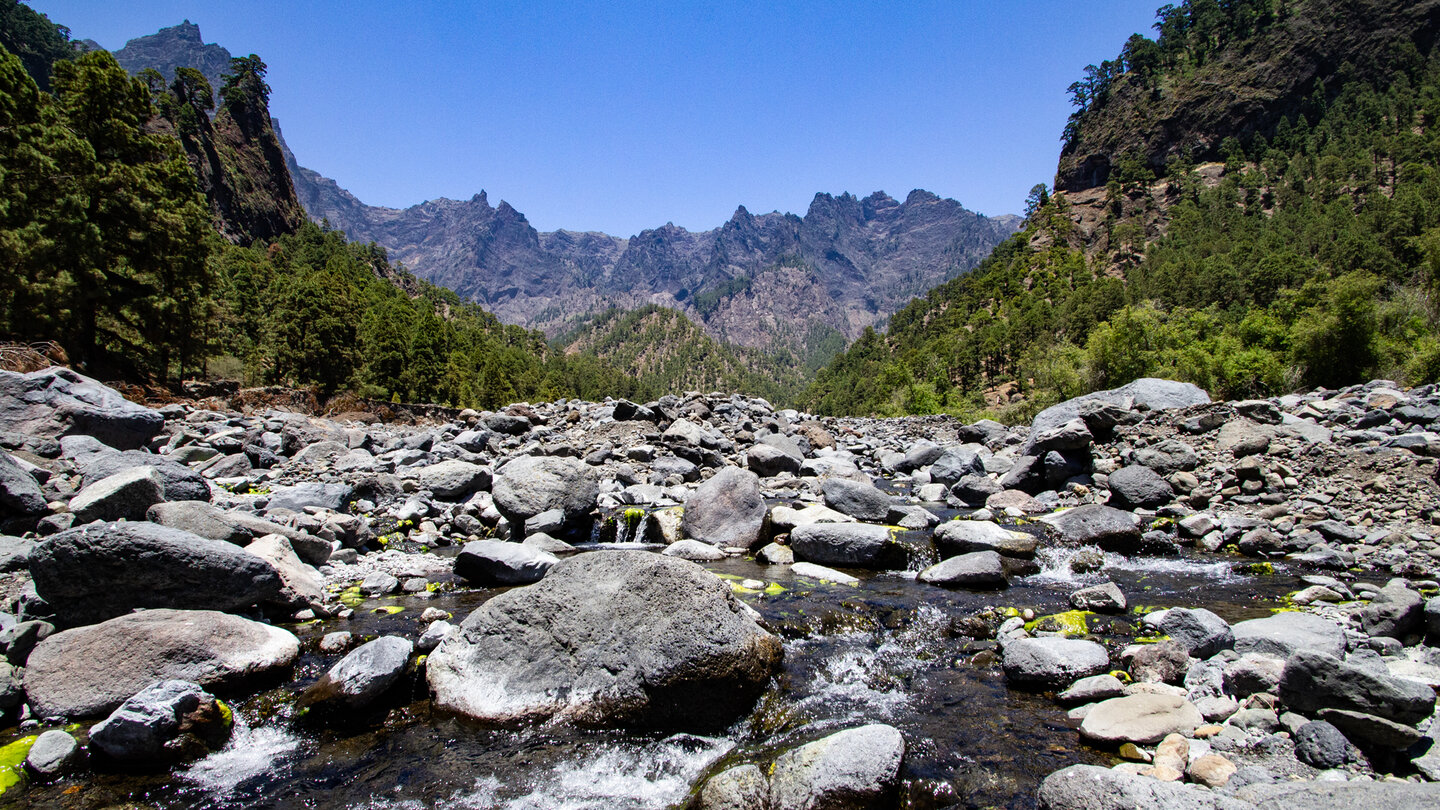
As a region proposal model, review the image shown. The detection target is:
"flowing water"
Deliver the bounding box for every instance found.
[12,521,1305,809]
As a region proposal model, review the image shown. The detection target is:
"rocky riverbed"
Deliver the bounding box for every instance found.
[0,366,1439,808]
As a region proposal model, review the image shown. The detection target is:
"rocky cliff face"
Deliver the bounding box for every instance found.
[113,21,231,104]
[1055,0,1440,193]
[115,23,303,244]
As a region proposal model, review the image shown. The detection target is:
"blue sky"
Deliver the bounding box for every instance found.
[31,1,1163,236]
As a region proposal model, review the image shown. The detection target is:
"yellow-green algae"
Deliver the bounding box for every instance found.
[1025,610,1092,637]
[0,735,38,796]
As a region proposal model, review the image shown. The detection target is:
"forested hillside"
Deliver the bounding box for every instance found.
[806,0,1440,417]
[0,1,636,406]
[558,305,811,403]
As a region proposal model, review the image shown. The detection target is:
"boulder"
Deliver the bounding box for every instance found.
[820,478,893,523]
[29,522,283,625]
[1122,640,1191,684]
[24,609,300,718]
[492,456,598,538]
[768,724,905,810]
[681,467,767,549]
[790,523,906,570]
[76,449,209,502]
[1106,465,1175,509]
[1057,674,1126,704]
[1159,609,1234,659]
[1079,694,1204,745]
[1355,581,1425,639]
[932,520,1037,558]
[1293,720,1356,769]
[418,460,491,500]
[790,561,860,584]
[68,466,164,523]
[0,451,46,520]
[265,482,353,513]
[1070,582,1126,613]
[897,441,942,472]
[1278,649,1435,725]
[88,679,230,765]
[146,500,297,547]
[1231,612,1345,659]
[453,539,558,586]
[1039,505,1142,552]
[662,539,727,562]
[0,367,163,450]
[0,535,31,571]
[426,551,782,728]
[245,534,324,608]
[300,636,414,714]
[698,763,769,810]
[1132,440,1199,476]
[1026,379,1210,451]
[928,448,984,487]
[918,551,1008,589]
[746,444,801,477]
[1003,637,1110,688]
[24,729,81,779]
[1037,764,1252,810]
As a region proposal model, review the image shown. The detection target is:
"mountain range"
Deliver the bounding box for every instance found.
[111,22,1018,363]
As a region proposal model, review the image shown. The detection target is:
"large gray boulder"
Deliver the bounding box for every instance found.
[918,550,1008,589]
[427,551,782,728]
[300,635,413,713]
[1106,465,1175,509]
[244,534,323,609]
[1079,694,1204,744]
[681,467,767,549]
[29,522,283,625]
[1003,637,1110,688]
[453,540,558,585]
[790,523,906,570]
[1231,612,1345,659]
[928,448,985,487]
[820,478,893,523]
[1278,649,1435,725]
[768,724,905,810]
[418,460,491,500]
[932,520,1038,558]
[76,449,209,502]
[1026,379,1210,451]
[1039,505,1142,552]
[146,500,287,546]
[265,482,353,513]
[698,763,769,810]
[1037,764,1252,810]
[0,367,163,450]
[1160,608,1234,659]
[24,609,299,718]
[0,451,46,520]
[88,679,230,765]
[492,456,598,538]
[746,444,801,477]
[68,466,164,523]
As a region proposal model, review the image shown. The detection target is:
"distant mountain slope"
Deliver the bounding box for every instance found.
[284,151,1020,349]
[558,305,808,403]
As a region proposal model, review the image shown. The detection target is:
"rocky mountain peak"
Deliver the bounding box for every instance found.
[113,21,232,100]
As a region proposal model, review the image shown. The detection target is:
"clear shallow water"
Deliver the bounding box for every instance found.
[12,535,1303,810]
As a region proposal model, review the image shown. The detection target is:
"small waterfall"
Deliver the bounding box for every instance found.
[1027,545,1108,585]
[613,508,646,544]
[179,713,302,801]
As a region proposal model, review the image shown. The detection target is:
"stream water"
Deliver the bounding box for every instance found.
[12,518,1304,809]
